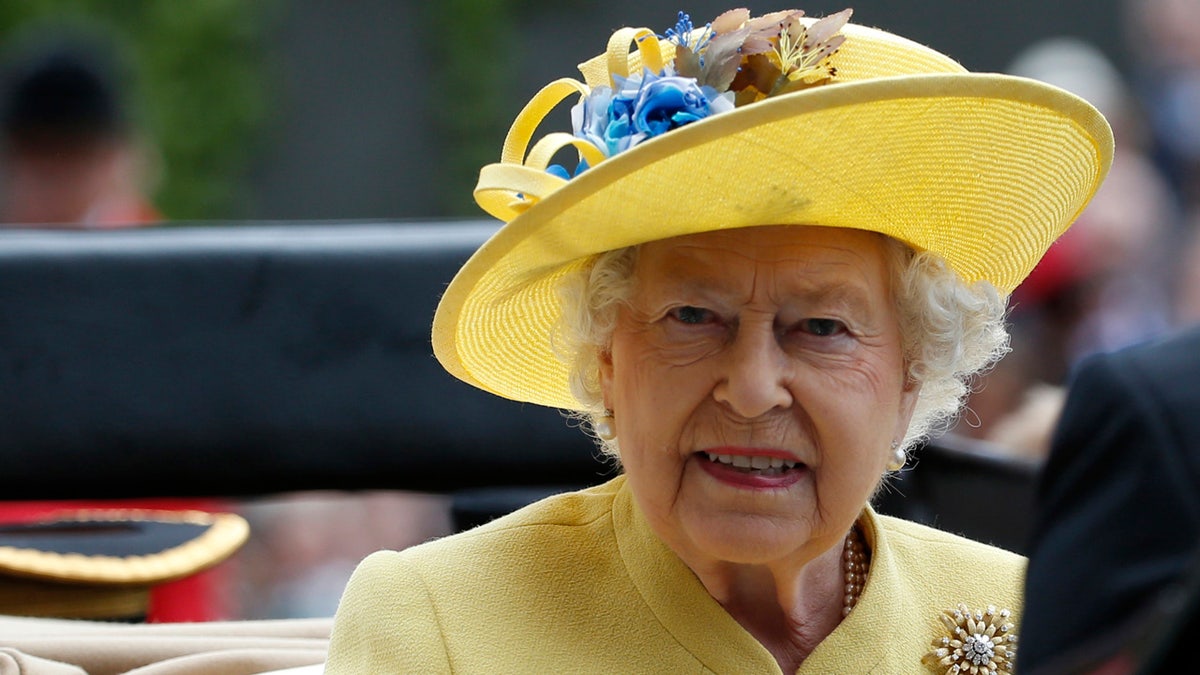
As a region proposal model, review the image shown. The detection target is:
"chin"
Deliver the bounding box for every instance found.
[685,514,813,565]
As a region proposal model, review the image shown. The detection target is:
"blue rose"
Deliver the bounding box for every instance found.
[605,74,647,155]
[632,73,713,138]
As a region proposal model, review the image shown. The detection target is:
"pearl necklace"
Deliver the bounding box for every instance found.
[841,525,868,617]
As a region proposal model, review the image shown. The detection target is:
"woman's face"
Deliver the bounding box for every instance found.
[599,225,919,570]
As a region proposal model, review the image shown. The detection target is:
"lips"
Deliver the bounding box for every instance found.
[696,449,807,488]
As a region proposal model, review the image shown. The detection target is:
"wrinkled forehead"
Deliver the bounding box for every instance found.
[630,225,898,302]
[636,225,892,270]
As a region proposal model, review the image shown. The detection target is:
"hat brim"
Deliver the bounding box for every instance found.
[0,510,249,585]
[435,72,1113,409]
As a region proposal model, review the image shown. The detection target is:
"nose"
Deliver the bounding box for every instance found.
[711,319,793,418]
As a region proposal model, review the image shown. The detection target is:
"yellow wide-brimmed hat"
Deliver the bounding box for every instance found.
[433,8,1114,410]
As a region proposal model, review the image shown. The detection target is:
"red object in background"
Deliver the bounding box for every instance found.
[1011,222,1089,312]
[0,498,235,622]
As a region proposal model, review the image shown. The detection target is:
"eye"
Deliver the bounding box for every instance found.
[669,306,715,325]
[799,318,846,337]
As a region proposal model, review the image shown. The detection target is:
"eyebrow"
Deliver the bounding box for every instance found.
[802,282,875,317]
[654,265,878,316]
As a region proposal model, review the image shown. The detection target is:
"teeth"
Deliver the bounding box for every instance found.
[704,453,799,471]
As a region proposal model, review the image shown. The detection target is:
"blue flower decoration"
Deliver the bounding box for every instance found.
[662,11,712,53]
[546,159,590,180]
[663,11,695,48]
[538,8,851,184]
[568,69,734,174]
[632,72,713,137]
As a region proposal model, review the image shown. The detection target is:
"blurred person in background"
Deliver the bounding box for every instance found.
[954,36,1177,459]
[0,36,160,227]
[1125,0,1200,210]
[1021,324,1200,673]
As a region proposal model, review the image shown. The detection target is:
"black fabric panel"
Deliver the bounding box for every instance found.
[0,222,611,499]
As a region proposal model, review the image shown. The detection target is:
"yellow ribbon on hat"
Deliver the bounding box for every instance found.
[475,79,586,222]
[605,27,665,85]
[474,26,671,223]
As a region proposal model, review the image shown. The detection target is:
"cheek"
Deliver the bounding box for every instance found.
[609,336,716,459]
[796,355,907,465]
[808,392,891,494]
[611,328,704,410]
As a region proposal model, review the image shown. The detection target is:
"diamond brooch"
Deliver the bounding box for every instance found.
[923,603,1017,674]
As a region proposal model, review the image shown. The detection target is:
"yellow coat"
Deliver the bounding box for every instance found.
[327,476,1024,673]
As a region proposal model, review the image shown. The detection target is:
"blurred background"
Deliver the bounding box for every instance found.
[1,0,1197,621]
[0,0,1142,222]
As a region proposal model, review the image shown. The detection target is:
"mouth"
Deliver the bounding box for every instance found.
[695,449,808,488]
[701,451,801,476]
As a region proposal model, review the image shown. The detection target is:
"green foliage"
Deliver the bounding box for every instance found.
[421,0,517,216]
[0,0,276,219]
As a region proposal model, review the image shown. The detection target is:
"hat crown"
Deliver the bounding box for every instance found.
[477,14,974,225]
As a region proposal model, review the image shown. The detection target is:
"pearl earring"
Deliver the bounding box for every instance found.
[886,440,906,472]
[594,411,616,441]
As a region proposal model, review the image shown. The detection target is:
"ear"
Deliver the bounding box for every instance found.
[598,347,614,410]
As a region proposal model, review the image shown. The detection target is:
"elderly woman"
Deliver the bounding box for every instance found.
[327,8,1111,673]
